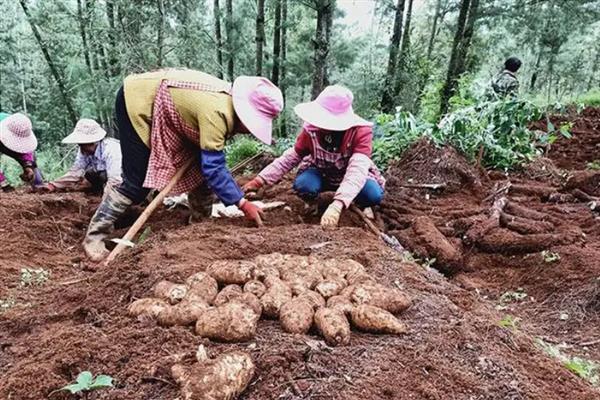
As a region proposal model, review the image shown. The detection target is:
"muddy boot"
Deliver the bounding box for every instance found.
[188,183,216,222]
[83,186,132,261]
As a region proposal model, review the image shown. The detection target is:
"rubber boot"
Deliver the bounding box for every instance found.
[83,186,132,261]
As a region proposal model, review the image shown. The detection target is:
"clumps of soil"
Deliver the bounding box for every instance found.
[521,157,567,186]
[128,254,411,346]
[386,138,483,193]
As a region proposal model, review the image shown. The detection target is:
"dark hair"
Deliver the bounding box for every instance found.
[504,57,522,73]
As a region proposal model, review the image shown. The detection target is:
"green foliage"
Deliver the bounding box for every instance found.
[586,160,600,170]
[20,268,50,287]
[536,338,600,386]
[431,99,550,170]
[498,288,528,308]
[372,111,432,169]
[498,314,520,330]
[225,136,266,168]
[59,371,114,394]
[1,147,74,187]
[577,88,600,107]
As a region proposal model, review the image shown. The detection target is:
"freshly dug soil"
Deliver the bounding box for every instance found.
[1,108,600,400]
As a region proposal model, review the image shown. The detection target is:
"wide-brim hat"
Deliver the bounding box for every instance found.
[62,118,107,144]
[232,76,284,145]
[0,113,37,153]
[294,85,372,131]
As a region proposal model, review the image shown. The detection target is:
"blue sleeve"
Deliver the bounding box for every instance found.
[199,149,244,206]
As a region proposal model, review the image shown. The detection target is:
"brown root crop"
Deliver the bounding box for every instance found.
[350,305,407,335]
[314,308,351,346]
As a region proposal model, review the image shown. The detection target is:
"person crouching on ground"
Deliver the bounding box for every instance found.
[243,85,385,228]
[83,68,283,261]
[42,119,122,194]
[0,112,43,192]
[491,57,522,98]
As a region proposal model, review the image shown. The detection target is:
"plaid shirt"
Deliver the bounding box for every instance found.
[143,80,232,194]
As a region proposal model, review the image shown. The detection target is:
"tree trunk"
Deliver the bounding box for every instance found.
[427,0,442,59]
[311,0,335,99]
[214,0,224,79]
[529,47,543,91]
[255,0,265,75]
[226,0,234,80]
[156,0,165,67]
[439,0,476,116]
[393,0,414,99]
[19,0,77,124]
[587,45,600,92]
[76,0,93,75]
[106,0,120,77]
[380,0,406,113]
[272,0,282,85]
[280,0,288,136]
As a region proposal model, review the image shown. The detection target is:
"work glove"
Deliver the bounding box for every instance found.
[321,200,343,228]
[20,167,34,182]
[242,176,265,193]
[238,198,265,227]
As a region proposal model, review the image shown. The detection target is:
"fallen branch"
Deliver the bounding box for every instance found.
[400,183,446,190]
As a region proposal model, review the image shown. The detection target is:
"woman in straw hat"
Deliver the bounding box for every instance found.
[83,69,283,261]
[244,85,385,228]
[0,112,43,192]
[42,119,122,194]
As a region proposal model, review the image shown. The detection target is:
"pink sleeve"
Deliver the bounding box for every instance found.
[258,148,303,185]
[20,152,35,165]
[334,153,371,208]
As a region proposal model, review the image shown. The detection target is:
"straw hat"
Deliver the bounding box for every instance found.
[294,85,372,131]
[232,76,284,145]
[0,113,38,153]
[62,119,107,144]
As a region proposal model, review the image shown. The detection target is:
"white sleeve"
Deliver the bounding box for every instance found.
[104,139,123,184]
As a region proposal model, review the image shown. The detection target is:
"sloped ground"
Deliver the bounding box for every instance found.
[1,108,599,399]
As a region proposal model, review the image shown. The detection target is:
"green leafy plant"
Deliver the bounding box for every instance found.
[498,314,520,330]
[536,338,599,385]
[20,268,50,286]
[497,288,528,309]
[541,250,561,263]
[137,226,152,245]
[225,136,266,168]
[57,371,114,396]
[586,160,600,170]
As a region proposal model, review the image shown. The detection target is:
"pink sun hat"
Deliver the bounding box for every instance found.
[0,113,38,153]
[232,76,284,145]
[62,118,107,144]
[294,85,372,131]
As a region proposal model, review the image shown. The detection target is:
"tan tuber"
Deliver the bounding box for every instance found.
[314,308,351,346]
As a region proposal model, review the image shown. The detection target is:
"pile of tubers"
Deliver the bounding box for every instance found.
[128,253,411,345]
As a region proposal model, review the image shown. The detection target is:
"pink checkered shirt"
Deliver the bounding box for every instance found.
[143,80,231,194]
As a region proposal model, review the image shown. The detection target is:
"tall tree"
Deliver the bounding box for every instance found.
[381,0,406,113]
[280,0,288,136]
[18,0,77,124]
[156,0,165,67]
[226,0,234,80]
[214,0,224,78]
[256,0,265,75]
[272,0,282,85]
[588,44,600,91]
[439,0,480,116]
[393,0,414,98]
[309,0,335,99]
[427,0,442,59]
[105,0,120,77]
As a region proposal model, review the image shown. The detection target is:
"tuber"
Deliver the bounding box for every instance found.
[297,290,326,310]
[153,280,188,304]
[350,305,407,334]
[327,295,354,316]
[172,348,254,400]
[208,260,255,285]
[279,298,314,334]
[213,284,243,306]
[232,292,262,317]
[350,283,411,314]
[314,279,346,299]
[314,308,351,346]
[128,298,169,318]
[185,272,219,303]
[195,302,259,342]
[260,277,292,318]
[156,300,210,326]
[243,280,266,298]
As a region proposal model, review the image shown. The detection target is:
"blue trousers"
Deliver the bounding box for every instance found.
[293,168,384,208]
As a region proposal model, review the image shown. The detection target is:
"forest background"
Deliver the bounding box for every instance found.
[1,0,599,182]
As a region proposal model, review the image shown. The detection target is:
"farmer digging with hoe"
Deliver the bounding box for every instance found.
[42,119,122,194]
[83,69,283,261]
[0,112,43,192]
[244,85,385,227]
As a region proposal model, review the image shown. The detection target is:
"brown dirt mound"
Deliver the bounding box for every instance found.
[386,138,484,193]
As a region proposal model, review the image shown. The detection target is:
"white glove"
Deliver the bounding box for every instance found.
[321,200,343,228]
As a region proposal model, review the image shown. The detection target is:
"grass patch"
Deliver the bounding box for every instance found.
[536,338,600,385]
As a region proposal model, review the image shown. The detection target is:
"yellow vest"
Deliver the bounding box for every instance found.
[123,69,235,151]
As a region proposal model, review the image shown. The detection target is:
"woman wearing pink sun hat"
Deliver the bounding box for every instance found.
[244,85,385,228]
[82,69,283,261]
[0,112,44,192]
